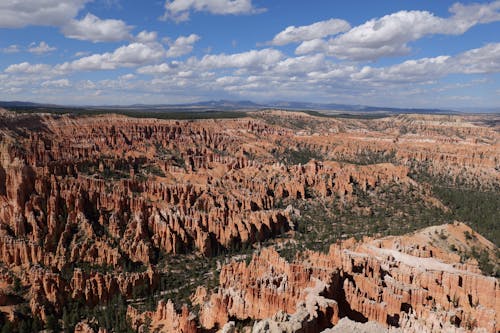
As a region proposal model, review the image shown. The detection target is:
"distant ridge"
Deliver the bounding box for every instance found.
[0,99,468,114]
[0,101,61,108]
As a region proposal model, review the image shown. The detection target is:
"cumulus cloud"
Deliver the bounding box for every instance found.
[350,56,451,83]
[454,43,500,74]
[137,63,175,74]
[74,51,91,57]
[133,42,500,91]
[5,62,52,74]
[137,48,283,75]
[296,1,500,60]
[162,0,265,22]
[295,39,327,56]
[1,45,20,54]
[61,13,133,42]
[165,34,200,58]
[7,42,500,84]
[0,0,88,28]
[197,48,283,70]
[269,19,351,46]
[348,43,500,83]
[0,1,133,43]
[41,79,71,88]
[4,41,171,76]
[120,73,136,80]
[58,42,166,72]
[323,10,440,59]
[4,38,499,107]
[136,30,158,43]
[28,41,56,54]
[449,1,500,26]
[272,54,326,75]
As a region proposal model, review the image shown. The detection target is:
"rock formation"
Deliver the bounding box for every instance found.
[0,109,497,331]
[138,222,495,333]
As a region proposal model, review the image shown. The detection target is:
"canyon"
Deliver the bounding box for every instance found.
[0,108,498,332]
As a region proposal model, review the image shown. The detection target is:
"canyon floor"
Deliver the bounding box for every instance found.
[0,108,498,332]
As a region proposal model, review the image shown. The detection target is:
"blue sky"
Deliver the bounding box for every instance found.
[1,0,499,108]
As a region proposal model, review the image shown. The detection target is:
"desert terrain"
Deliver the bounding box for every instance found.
[0,108,498,332]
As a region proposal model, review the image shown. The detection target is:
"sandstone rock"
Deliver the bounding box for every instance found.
[0,110,497,331]
[321,317,391,333]
[193,223,498,333]
[128,299,198,333]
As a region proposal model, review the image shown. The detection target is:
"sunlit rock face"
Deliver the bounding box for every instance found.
[0,109,498,332]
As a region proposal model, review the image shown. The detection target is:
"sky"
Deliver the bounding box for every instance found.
[0,0,499,109]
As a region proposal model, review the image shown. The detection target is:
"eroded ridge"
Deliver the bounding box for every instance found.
[132,223,498,333]
[0,109,498,332]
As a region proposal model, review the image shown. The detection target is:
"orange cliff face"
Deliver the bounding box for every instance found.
[0,111,417,268]
[0,109,498,332]
[131,223,497,333]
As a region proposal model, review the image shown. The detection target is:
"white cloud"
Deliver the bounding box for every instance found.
[0,0,88,28]
[28,41,56,54]
[4,41,169,76]
[270,19,351,46]
[74,51,90,57]
[162,0,265,22]
[295,39,327,56]
[0,2,134,43]
[215,76,240,85]
[120,74,136,80]
[7,42,500,85]
[296,1,500,60]
[449,1,500,27]
[41,79,71,88]
[138,63,175,74]
[166,34,200,58]
[202,43,500,101]
[3,37,499,108]
[109,43,165,65]
[136,30,158,43]
[325,10,438,59]
[197,48,283,70]
[5,62,52,74]
[79,80,97,89]
[1,45,20,54]
[348,43,500,83]
[61,13,133,42]
[454,43,500,74]
[58,42,166,71]
[351,56,451,83]
[272,54,326,75]
[307,65,358,81]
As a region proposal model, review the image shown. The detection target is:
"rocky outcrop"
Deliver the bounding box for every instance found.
[74,320,108,333]
[0,110,498,331]
[69,267,158,305]
[279,112,500,191]
[26,265,158,321]
[186,223,498,333]
[127,299,198,333]
[251,278,338,333]
[193,248,338,329]
[321,317,390,333]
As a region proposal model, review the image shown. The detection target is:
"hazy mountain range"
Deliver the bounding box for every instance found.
[1,100,497,114]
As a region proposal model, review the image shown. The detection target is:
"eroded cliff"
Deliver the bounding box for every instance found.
[0,109,497,332]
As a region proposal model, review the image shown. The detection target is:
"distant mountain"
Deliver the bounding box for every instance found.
[266,101,366,111]
[0,101,61,108]
[0,99,474,114]
[189,100,261,108]
[264,101,465,114]
[454,107,500,113]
